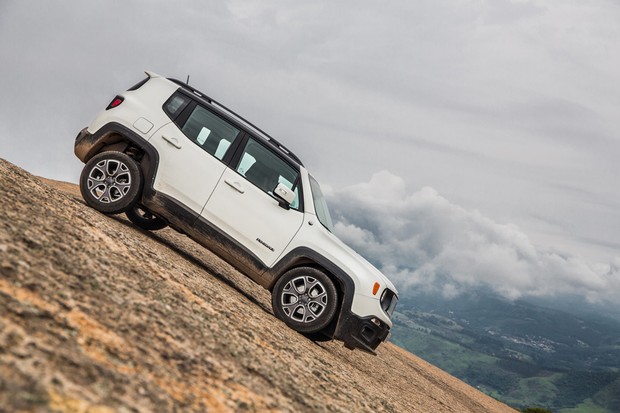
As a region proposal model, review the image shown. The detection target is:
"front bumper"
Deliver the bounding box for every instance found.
[334,310,391,354]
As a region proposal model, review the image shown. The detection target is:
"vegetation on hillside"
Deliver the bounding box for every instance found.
[391,292,620,412]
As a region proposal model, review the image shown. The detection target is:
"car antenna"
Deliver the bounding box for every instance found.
[186,75,190,85]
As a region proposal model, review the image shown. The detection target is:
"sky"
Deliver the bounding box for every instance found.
[1,1,619,303]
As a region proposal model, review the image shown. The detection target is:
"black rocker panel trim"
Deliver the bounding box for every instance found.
[142,192,272,287]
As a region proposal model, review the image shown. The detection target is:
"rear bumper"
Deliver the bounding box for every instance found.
[335,310,390,354]
[73,122,161,200]
[74,127,95,162]
[74,122,151,163]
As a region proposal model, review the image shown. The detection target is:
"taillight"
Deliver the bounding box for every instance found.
[106,96,124,110]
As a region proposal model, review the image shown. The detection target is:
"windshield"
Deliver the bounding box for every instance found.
[309,176,334,232]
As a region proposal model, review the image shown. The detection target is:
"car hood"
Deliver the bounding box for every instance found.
[326,229,398,296]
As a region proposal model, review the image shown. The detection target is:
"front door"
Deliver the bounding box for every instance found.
[202,137,304,267]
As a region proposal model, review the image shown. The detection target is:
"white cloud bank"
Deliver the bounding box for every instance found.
[328,171,620,302]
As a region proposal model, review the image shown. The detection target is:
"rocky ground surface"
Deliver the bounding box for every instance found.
[0,158,516,413]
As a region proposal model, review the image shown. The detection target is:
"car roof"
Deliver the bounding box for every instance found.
[167,78,304,168]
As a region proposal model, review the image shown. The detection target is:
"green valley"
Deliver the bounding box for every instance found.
[391,292,620,412]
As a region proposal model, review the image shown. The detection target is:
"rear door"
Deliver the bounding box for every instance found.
[201,137,304,267]
[149,94,242,213]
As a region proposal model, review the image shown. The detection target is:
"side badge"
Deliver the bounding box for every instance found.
[256,238,275,252]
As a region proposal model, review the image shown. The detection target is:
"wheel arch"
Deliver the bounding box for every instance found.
[266,248,356,336]
[76,123,160,198]
[273,260,345,302]
[79,151,144,215]
[268,250,354,295]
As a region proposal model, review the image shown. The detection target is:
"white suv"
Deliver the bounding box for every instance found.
[74,71,398,353]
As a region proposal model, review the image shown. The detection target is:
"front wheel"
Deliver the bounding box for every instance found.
[79,151,142,215]
[271,267,338,334]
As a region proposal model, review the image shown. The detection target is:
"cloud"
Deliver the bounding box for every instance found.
[328,171,620,302]
[1,0,619,268]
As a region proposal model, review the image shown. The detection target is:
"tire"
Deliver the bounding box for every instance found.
[79,151,143,215]
[126,204,168,231]
[272,267,338,334]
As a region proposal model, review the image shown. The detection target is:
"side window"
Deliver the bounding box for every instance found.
[236,138,301,210]
[180,105,241,161]
[163,93,191,119]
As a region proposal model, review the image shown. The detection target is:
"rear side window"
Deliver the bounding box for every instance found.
[164,93,191,119]
[236,138,301,210]
[180,105,241,161]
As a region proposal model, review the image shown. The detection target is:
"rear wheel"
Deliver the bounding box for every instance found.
[272,267,338,334]
[126,204,168,230]
[79,151,142,214]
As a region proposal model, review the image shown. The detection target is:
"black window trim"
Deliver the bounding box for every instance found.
[162,91,194,124]
[163,94,244,166]
[161,91,304,211]
[230,134,304,212]
[167,85,303,169]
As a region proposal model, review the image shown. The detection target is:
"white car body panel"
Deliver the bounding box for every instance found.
[279,219,395,327]
[149,122,227,213]
[280,168,396,326]
[202,167,304,267]
[86,76,178,140]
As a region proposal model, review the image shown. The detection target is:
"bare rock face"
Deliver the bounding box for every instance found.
[0,158,516,413]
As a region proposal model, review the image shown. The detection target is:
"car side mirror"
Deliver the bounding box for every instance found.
[273,183,295,209]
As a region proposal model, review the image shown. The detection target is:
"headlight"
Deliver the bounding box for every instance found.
[380,289,398,317]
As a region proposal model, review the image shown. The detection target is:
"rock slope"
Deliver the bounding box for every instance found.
[0,158,516,413]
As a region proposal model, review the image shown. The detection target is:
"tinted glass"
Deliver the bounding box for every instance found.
[181,105,241,161]
[236,138,301,210]
[164,93,191,119]
[309,176,334,231]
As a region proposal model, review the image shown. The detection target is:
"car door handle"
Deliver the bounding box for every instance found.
[161,135,182,149]
[224,179,245,194]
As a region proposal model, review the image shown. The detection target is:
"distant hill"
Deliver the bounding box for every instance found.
[0,158,516,413]
[392,290,620,412]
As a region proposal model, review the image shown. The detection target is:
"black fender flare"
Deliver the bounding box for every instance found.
[75,122,160,198]
[265,247,357,339]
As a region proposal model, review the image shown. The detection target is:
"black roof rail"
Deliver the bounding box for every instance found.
[168,78,304,166]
